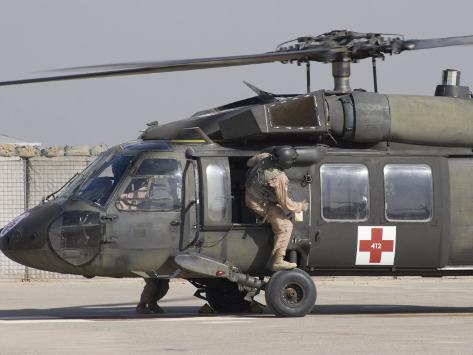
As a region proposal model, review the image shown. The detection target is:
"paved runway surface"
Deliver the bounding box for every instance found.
[1,276,473,354]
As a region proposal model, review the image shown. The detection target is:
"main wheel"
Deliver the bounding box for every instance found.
[205,279,251,313]
[265,269,316,317]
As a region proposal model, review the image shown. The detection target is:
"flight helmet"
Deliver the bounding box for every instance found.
[272,146,298,170]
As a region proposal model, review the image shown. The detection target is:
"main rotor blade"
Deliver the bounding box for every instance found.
[0,46,336,87]
[403,35,473,50]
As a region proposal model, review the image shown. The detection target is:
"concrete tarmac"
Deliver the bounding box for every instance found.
[1,276,473,354]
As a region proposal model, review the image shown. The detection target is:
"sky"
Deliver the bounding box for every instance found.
[0,0,473,147]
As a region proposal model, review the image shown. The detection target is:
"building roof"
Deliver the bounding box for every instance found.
[0,134,40,146]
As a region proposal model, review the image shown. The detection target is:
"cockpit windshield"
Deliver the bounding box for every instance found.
[58,153,111,200]
[73,154,135,206]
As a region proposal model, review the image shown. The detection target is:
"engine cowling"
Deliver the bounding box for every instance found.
[327,91,473,147]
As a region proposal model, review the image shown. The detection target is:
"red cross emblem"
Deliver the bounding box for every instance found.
[356,226,396,265]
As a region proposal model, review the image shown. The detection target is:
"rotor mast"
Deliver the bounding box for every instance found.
[332,60,351,93]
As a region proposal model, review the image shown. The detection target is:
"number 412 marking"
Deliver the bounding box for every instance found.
[371,243,382,249]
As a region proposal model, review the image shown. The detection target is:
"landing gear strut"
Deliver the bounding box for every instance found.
[177,254,315,317]
[189,279,256,313]
[205,279,251,313]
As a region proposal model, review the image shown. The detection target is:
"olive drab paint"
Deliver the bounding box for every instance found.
[2,30,473,316]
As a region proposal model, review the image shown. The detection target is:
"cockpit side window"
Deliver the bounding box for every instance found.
[116,158,182,212]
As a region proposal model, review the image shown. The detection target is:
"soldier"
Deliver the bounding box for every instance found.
[245,146,308,271]
[116,178,149,210]
[136,278,170,314]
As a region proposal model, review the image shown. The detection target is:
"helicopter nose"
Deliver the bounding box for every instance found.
[0,211,42,266]
[0,227,9,250]
[0,203,63,266]
[0,212,37,251]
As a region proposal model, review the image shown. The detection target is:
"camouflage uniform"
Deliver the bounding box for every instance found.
[116,185,148,211]
[245,152,307,269]
[136,278,170,314]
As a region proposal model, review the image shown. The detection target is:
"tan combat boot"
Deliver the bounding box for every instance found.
[147,303,164,314]
[136,302,151,314]
[271,249,297,272]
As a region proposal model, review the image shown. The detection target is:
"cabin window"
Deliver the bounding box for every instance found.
[198,157,232,226]
[116,158,182,211]
[320,164,369,221]
[384,164,433,222]
[205,163,229,223]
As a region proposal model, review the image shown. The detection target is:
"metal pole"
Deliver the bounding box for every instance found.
[24,266,30,282]
[23,158,30,282]
[372,57,378,93]
[306,60,311,93]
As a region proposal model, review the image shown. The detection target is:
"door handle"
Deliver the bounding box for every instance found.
[100,214,118,222]
[170,220,181,226]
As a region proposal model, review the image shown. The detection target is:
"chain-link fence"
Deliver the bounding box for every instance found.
[0,157,26,278]
[0,156,95,280]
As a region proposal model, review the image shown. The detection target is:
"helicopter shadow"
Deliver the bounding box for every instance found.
[0,297,473,321]
[310,304,473,316]
[2,302,473,321]
[0,297,208,321]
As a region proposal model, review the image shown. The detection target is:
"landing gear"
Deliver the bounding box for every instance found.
[265,268,316,317]
[180,254,315,316]
[205,279,251,313]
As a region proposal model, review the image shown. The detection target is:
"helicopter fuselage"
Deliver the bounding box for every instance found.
[3,137,473,279]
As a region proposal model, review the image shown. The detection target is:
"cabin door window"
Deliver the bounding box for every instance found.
[200,158,232,227]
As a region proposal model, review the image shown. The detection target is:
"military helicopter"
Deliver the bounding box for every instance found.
[2,30,473,317]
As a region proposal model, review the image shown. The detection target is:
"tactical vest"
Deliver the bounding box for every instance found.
[246,156,283,203]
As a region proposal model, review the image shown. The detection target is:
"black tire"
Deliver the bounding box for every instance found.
[265,269,316,317]
[206,279,251,313]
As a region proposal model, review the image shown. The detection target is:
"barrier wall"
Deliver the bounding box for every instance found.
[0,156,95,279]
[0,157,26,278]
